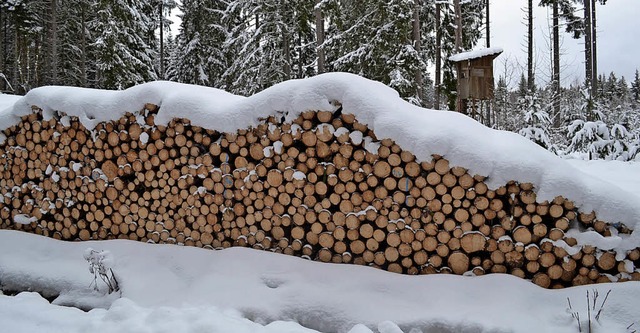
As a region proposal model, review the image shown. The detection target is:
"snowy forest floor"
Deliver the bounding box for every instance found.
[1,92,640,333]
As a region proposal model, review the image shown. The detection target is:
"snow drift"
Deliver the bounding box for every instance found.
[1,230,639,333]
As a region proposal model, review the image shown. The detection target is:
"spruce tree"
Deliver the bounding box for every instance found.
[324,0,430,104]
[1,0,45,93]
[57,0,96,87]
[223,0,315,95]
[91,0,158,89]
[169,0,235,87]
[631,70,640,104]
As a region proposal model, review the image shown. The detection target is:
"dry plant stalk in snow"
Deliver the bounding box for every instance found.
[84,248,119,294]
[0,105,639,288]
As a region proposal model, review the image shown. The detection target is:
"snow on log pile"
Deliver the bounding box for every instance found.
[0,73,639,288]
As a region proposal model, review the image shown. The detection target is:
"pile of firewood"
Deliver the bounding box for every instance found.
[0,104,638,288]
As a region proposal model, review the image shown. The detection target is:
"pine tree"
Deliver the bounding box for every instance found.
[146,0,177,79]
[518,92,552,149]
[223,0,315,95]
[57,0,96,87]
[168,0,222,86]
[325,0,420,100]
[160,30,176,81]
[630,69,640,104]
[91,0,158,89]
[517,73,530,98]
[0,0,46,93]
[493,75,515,130]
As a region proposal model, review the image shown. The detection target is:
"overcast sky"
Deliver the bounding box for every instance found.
[489,0,640,88]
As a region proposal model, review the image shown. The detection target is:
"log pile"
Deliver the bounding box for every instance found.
[0,105,638,288]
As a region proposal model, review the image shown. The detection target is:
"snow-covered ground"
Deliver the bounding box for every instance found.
[1,77,640,332]
[1,230,639,333]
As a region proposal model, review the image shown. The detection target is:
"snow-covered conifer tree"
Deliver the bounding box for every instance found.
[517,92,552,149]
[631,69,640,105]
[323,0,432,105]
[168,0,226,86]
[91,0,158,89]
[222,0,315,95]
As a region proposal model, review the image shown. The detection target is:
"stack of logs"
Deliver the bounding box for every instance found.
[0,104,638,289]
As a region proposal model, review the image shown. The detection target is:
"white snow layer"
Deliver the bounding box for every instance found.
[0,93,21,113]
[2,73,640,252]
[448,47,504,62]
[566,159,640,204]
[12,214,36,225]
[1,230,639,333]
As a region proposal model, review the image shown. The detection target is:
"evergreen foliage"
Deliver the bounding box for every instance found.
[517,92,552,149]
[91,0,158,89]
[632,70,640,104]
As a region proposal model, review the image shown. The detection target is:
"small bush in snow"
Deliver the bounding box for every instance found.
[84,248,119,294]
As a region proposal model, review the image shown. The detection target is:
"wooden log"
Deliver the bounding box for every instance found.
[460,232,486,253]
[532,273,551,288]
[434,158,449,175]
[373,161,391,178]
[385,247,400,262]
[597,252,616,271]
[448,252,470,274]
[505,251,524,268]
[512,226,532,245]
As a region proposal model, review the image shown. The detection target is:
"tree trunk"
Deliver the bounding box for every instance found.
[591,0,597,97]
[527,0,534,91]
[435,2,442,109]
[283,33,291,80]
[485,0,490,48]
[49,0,58,85]
[80,6,87,87]
[315,0,325,74]
[454,0,462,52]
[0,5,4,91]
[298,34,303,78]
[552,1,560,125]
[413,0,424,104]
[13,27,18,92]
[160,1,164,80]
[584,0,592,92]
[14,27,22,93]
[485,0,491,125]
